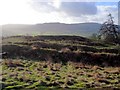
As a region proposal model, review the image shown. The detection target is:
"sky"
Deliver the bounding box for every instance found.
[0,0,119,25]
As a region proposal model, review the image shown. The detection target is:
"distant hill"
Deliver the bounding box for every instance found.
[2,23,102,37]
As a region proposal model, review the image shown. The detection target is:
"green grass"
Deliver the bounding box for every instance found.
[1,59,120,89]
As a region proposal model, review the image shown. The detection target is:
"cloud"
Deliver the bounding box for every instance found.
[0,0,118,25]
[60,2,97,17]
[58,5,118,24]
[30,1,57,12]
[31,1,97,17]
[30,1,118,24]
[95,5,118,24]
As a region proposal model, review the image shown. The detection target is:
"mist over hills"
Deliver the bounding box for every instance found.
[2,23,102,37]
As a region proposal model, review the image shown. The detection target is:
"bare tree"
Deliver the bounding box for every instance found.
[99,14,119,44]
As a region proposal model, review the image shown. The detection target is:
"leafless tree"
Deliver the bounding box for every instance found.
[99,14,119,43]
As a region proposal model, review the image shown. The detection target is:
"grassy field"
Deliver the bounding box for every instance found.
[1,35,120,89]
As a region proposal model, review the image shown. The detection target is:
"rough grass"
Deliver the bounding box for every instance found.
[1,59,120,89]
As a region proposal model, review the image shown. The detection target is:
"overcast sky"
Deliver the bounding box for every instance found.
[0,0,119,25]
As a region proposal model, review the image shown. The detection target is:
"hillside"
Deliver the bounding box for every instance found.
[1,35,120,89]
[2,23,101,37]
